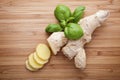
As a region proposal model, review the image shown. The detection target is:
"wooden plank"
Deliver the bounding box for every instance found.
[0,0,120,79]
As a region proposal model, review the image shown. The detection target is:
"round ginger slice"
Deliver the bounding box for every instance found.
[36,44,51,60]
[28,53,43,69]
[33,52,48,65]
[25,60,37,71]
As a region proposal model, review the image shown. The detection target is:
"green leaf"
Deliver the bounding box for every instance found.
[66,17,75,23]
[54,5,71,22]
[64,23,84,40]
[60,20,66,29]
[45,24,63,33]
[72,6,85,23]
[60,17,75,28]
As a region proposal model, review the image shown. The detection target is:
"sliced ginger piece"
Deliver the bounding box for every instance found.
[33,52,48,65]
[25,60,37,71]
[36,44,51,60]
[28,53,43,69]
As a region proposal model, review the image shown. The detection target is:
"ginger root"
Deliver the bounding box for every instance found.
[47,32,68,55]
[62,10,109,69]
[47,10,109,69]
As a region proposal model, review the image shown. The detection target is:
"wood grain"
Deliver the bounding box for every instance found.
[0,0,120,80]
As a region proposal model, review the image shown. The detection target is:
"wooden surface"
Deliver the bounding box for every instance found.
[0,0,120,80]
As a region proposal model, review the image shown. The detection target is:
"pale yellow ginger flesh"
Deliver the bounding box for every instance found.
[28,53,44,69]
[36,44,51,60]
[33,52,48,64]
[25,43,51,71]
[25,60,38,71]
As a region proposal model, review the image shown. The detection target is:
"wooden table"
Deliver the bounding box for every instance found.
[0,0,120,80]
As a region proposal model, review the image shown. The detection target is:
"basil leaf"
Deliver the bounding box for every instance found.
[54,5,71,22]
[60,20,66,29]
[66,17,75,23]
[64,23,84,40]
[45,24,63,33]
[72,6,85,23]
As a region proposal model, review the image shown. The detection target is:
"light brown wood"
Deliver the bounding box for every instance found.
[0,0,120,80]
